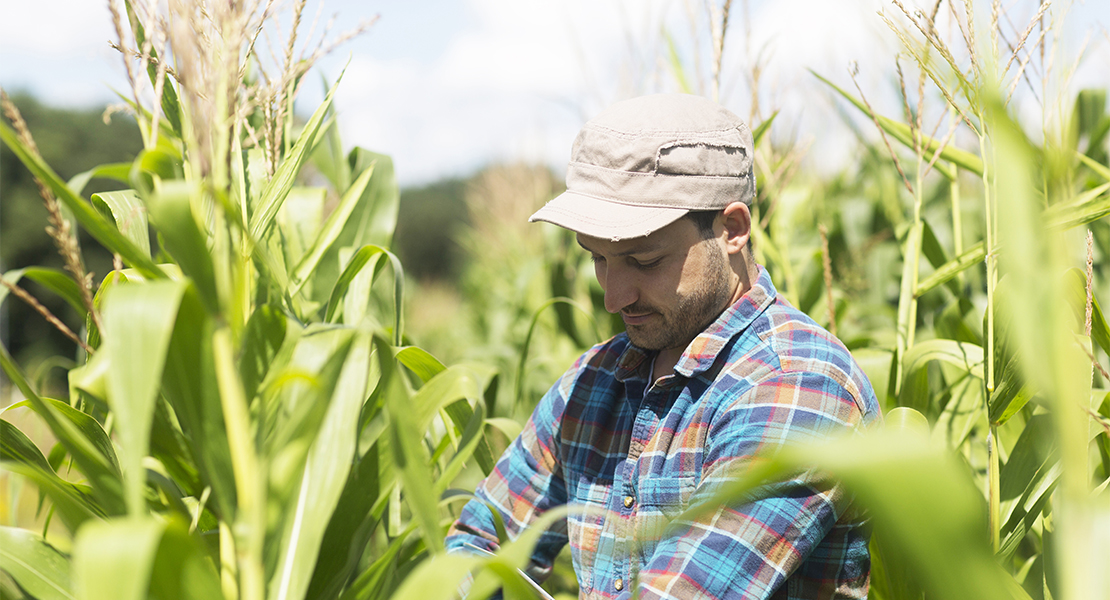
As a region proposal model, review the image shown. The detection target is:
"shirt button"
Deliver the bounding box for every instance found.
[615,578,624,591]
[623,495,634,508]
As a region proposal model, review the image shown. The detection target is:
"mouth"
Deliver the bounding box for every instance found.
[620,312,654,326]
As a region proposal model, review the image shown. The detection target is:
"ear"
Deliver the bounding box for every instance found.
[719,202,751,255]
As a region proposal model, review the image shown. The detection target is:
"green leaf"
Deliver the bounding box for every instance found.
[1077,151,1110,182]
[389,552,483,600]
[899,339,984,413]
[811,69,983,176]
[268,330,377,600]
[752,112,779,149]
[325,245,405,343]
[310,93,352,193]
[395,346,447,384]
[91,190,151,259]
[68,163,132,196]
[465,504,580,600]
[1043,181,1110,230]
[919,219,962,298]
[102,279,188,515]
[159,285,238,519]
[997,415,1059,560]
[916,242,986,298]
[239,304,290,402]
[375,335,443,554]
[1,267,88,319]
[1063,268,1110,358]
[0,526,73,600]
[143,181,219,313]
[0,462,100,533]
[289,164,376,296]
[249,69,347,241]
[662,29,693,95]
[0,418,54,473]
[146,519,223,600]
[0,346,124,516]
[5,398,124,481]
[681,428,1018,600]
[306,442,389,600]
[0,122,163,279]
[72,517,164,600]
[309,149,400,308]
[123,0,182,136]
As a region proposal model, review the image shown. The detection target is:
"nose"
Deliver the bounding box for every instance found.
[600,263,638,314]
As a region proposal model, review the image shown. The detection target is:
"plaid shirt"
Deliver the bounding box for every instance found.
[447,267,880,599]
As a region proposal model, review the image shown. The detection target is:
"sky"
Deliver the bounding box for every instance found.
[1,0,1107,186]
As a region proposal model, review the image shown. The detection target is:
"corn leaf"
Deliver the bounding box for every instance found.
[146,518,224,600]
[289,164,376,296]
[681,428,1018,600]
[0,122,163,278]
[811,70,982,176]
[899,339,984,412]
[309,150,400,308]
[72,517,164,600]
[92,190,151,259]
[268,330,376,600]
[123,0,182,136]
[1,267,88,319]
[160,285,238,519]
[997,415,1059,559]
[68,163,132,195]
[0,526,73,600]
[916,242,986,298]
[752,112,778,149]
[662,29,693,95]
[0,345,124,516]
[249,69,346,241]
[1077,150,1110,182]
[308,443,392,600]
[395,346,447,383]
[325,245,405,344]
[102,279,188,515]
[1043,181,1110,230]
[144,182,218,313]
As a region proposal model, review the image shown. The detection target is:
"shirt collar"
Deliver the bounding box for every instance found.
[615,265,778,382]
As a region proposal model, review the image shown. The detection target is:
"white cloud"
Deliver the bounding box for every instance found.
[3,0,1107,185]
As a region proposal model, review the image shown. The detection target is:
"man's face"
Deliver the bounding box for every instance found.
[576,217,736,354]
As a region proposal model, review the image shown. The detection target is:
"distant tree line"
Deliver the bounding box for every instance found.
[1,92,525,391]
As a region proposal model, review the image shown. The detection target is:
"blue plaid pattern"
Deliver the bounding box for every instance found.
[447,268,880,599]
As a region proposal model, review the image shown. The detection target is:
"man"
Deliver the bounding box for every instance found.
[446,94,880,599]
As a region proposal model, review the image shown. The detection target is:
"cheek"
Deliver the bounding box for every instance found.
[593,261,606,289]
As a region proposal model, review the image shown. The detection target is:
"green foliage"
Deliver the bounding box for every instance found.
[3,2,1110,600]
[0,93,143,384]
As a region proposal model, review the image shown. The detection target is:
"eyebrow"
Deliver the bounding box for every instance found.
[575,237,666,257]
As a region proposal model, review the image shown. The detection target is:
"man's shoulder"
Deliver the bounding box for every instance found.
[725,296,879,418]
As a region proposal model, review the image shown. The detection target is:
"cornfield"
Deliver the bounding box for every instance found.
[1,1,1107,600]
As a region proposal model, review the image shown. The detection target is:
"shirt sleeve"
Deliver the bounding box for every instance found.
[445,370,573,578]
[634,370,868,600]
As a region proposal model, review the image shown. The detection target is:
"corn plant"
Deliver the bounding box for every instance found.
[0,1,529,599]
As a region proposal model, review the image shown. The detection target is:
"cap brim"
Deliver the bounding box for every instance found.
[528,191,689,241]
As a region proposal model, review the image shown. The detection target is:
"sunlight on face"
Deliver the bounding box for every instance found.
[577,217,734,354]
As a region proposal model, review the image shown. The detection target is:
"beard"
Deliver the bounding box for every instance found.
[623,243,733,353]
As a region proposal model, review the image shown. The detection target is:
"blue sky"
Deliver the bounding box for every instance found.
[2,0,1107,186]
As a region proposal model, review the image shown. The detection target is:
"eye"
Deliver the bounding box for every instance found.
[632,257,662,270]
[589,253,605,264]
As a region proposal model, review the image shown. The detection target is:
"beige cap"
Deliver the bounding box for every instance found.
[530,94,756,241]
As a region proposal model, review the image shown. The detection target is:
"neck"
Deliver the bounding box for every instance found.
[652,347,683,382]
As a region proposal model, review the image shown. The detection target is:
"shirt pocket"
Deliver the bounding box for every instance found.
[634,476,696,553]
[568,481,609,592]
